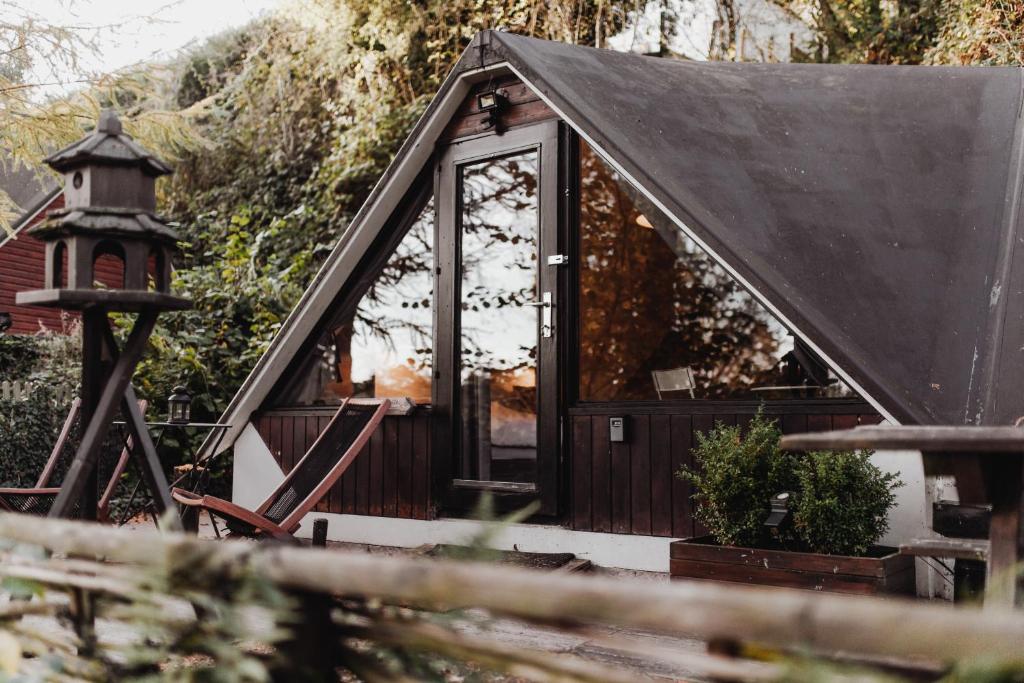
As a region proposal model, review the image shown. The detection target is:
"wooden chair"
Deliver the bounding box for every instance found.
[172,398,390,540]
[0,398,147,520]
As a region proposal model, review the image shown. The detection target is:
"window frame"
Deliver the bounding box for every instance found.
[567,131,865,410]
[263,168,436,410]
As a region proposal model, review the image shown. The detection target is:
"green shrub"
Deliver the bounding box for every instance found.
[0,335,41,379]
[678,411,903,556]
[794,450,902,556]
[678,410,799,548]
[0,385,71,487]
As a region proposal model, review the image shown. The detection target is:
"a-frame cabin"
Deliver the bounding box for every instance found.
[214,32,1024,581]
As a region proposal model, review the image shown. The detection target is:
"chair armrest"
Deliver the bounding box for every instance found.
[171,488,291,539]
[0,487,61,496]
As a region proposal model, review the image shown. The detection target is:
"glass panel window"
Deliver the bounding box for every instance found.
[459,152,539,483]
[277,198,434,405]
[577,141,853,401]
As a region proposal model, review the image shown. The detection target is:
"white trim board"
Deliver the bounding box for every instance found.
[0,188,61,250]
[291,512,676,573]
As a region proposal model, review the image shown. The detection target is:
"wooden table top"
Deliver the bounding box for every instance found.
[780,425,1024,453]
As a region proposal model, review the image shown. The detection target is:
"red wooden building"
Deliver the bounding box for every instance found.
[1,167,123,335]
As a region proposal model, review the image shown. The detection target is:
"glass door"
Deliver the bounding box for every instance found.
[434,121,560,515]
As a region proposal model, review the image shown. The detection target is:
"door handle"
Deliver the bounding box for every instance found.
[524,292,553,338]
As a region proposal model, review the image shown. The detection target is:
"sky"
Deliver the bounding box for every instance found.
[21,0,807,93]
[28,0,281,82]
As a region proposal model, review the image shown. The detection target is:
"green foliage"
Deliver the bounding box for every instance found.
[925,0,1024,65]
[678,411,902,555]
[136,0,639,419]
[0,336,40,379]
[768,0,1024,66]
[678,410,798,548]
[793,449,902,556]
[0,327,80,489]
[0,384,70,488]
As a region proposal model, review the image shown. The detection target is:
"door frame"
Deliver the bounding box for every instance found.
[432,120,562,516]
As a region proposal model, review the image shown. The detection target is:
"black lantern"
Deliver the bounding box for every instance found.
[0,312,11,333]
[168,385,192,424]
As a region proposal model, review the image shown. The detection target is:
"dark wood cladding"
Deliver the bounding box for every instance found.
[441,75,557,142]
[254,409,432,520]
[669,537,916,595]
[569,401,881,538]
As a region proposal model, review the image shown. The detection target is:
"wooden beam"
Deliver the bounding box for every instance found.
[49,313,157,518]
[121,386,180,529]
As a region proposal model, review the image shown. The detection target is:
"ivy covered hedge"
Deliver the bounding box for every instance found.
[0,335,42,379]
[0,334,77,488]
[0,385,72,487]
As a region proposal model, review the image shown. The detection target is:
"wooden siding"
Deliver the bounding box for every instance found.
[0,192,124,334]
[441,75,556,142]
[568,402,882,538]
[254,409,432,520]
[254,402,879,537]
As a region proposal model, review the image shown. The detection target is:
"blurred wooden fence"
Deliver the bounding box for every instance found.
[0,379,75,402]
[0,513,1022,682]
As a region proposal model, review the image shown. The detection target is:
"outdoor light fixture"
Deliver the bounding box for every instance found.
[764,491,794,538]
[477,88,508,133]
[636,214,654,229]
[167,385,192,424]
[0,312,11,333]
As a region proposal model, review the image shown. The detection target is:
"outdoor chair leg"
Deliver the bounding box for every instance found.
[208,510,222,539]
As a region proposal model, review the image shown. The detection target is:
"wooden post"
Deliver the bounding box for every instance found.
[312,518,328,547]
[985,454,1024,609]
[77,309,107,520]
[49,313,158,518]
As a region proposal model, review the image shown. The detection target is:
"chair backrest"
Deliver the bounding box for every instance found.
[36,397,82,487]
[651,367,696,400]
[256,398,390,533]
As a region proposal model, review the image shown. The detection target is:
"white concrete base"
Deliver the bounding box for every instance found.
[292,513,677,573]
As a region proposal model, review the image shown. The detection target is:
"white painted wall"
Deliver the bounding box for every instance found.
[231,423,284,509]
[869,441,953,600]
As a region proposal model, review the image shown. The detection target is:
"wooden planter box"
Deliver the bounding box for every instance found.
[670,537,916,596]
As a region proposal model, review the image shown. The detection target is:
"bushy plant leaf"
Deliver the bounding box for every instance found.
[793,450,902,556]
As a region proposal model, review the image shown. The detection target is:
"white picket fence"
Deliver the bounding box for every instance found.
[0,379,75,403]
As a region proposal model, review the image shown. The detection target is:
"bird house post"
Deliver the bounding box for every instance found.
[17,110,189,524]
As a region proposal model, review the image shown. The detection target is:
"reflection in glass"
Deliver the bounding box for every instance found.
[276,199,434,405]
[459,152,539,483]
[577,141,853,401]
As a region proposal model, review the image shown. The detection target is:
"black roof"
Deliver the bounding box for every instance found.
[44,110,171,176]
[0,158,58,230]
[482,32,1024,425]
[213,33,1024,450]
